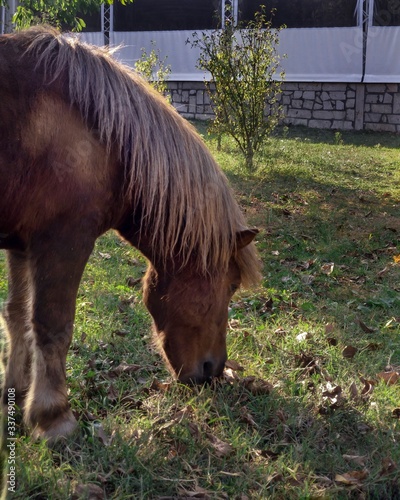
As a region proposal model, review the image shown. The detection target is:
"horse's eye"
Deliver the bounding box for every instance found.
[230,284,239,294]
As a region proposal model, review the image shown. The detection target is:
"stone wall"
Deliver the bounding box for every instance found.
[168,81,400,133]
[280,83,357,131]
[168,82,214,121]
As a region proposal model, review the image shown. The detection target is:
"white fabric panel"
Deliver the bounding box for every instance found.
[110,30,210,81]
[111,28,363,82]
[79,32,105,46]
[364,27,400,82]
[278,28,363,82]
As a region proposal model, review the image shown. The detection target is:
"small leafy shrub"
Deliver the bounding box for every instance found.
[192,8,285,170]
[134,42,171,101]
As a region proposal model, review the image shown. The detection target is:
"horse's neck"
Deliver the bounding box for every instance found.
[116,210,157,263]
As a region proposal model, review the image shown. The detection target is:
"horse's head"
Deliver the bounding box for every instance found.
[143,229,258,384]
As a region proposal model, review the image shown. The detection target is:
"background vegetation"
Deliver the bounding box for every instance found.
[0,125,399,499]
[0,0,134,32]
[192,8,285,170]
[134,43,171,99]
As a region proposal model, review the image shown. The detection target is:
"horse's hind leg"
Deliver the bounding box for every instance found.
[1,251,32,412]
[24,232,94,440]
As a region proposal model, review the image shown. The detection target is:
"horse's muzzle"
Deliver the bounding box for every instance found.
[178,356,227,385]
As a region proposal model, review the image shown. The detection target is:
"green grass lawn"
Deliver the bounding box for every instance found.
[1,125,399,499]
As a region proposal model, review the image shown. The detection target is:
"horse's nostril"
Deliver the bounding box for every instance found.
[203,360,214,379]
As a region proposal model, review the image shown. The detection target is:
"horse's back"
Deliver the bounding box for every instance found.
[0,33,123,248]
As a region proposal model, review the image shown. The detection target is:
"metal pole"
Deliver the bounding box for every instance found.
[0,6,4,35]
[102,3,112,45]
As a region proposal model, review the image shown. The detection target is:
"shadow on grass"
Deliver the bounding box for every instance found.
[3,378,399,499]
[195,119,400,151]
[271,125,400,149]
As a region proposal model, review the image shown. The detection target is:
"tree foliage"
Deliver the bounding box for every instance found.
[192,8,285,170]
[134,42,171,100]
[0,0,134,32]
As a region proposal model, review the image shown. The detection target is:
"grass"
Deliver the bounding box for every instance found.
[1,125,400,499]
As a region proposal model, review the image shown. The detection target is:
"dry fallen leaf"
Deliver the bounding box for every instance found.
[342,345,358,359]
[242,376,273,395]
[262,297,274,311]
[301,275,315,285]
[314,475,333,486]
[113,330,129,337]
[343,454,368,467]
[335,470,368,486]
[349,381,359,401]
[171,406,192,422]
[107,383,118,402]
[150,379,172,392]
[167,441,188,460]
[320,367,333,382]
[206,433,234,458]
[225,359,244,371]
[222,367,241,383]
[321,262,334,275]
[274,327,287,336]
[327,336,338,346]
[72,483,104,500]
[392,408,400,419]
[377,370,399,385]
[178,486,214,498]
[380,457,397,476]
[321,383,343,411]
[110,361,141,377]
[93,422,112,447]
[322,383,342,398]
[295,352,322,377]
[377,266,389,277]
[266,472,283,485]
[257,449,280,461]
[126,276,142,287]
[364,342,381,351]
[357,318,376,333]
[98,252,111,260]
[360,376,375,398]
[228,318,241,329]
[357,422,371,434]
[325,323,335,334]
[240,406,257,427]
[187,421,201,440]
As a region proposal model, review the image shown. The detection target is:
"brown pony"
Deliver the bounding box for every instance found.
[0,26,261,440]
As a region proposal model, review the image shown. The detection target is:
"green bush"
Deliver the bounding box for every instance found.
[134,42,171,101]
[192,8,285,170]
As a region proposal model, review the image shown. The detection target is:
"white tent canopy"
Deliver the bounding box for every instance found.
[274,28,363,82]
[364,0,400,83]
[3,0,395,83]
[96,26,364,83]
[364,26,400,82]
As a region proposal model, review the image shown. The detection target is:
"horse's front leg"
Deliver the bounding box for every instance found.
[1,251,32,411]
[24,234,94,440]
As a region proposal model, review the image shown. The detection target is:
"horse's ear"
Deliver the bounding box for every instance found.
[236,228,259,250]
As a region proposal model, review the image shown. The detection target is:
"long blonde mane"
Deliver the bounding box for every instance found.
[16,26,260,286]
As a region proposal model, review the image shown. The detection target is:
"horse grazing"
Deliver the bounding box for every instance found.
[0,27,261,440]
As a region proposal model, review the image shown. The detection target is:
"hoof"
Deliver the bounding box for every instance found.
[31,410,78,442]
